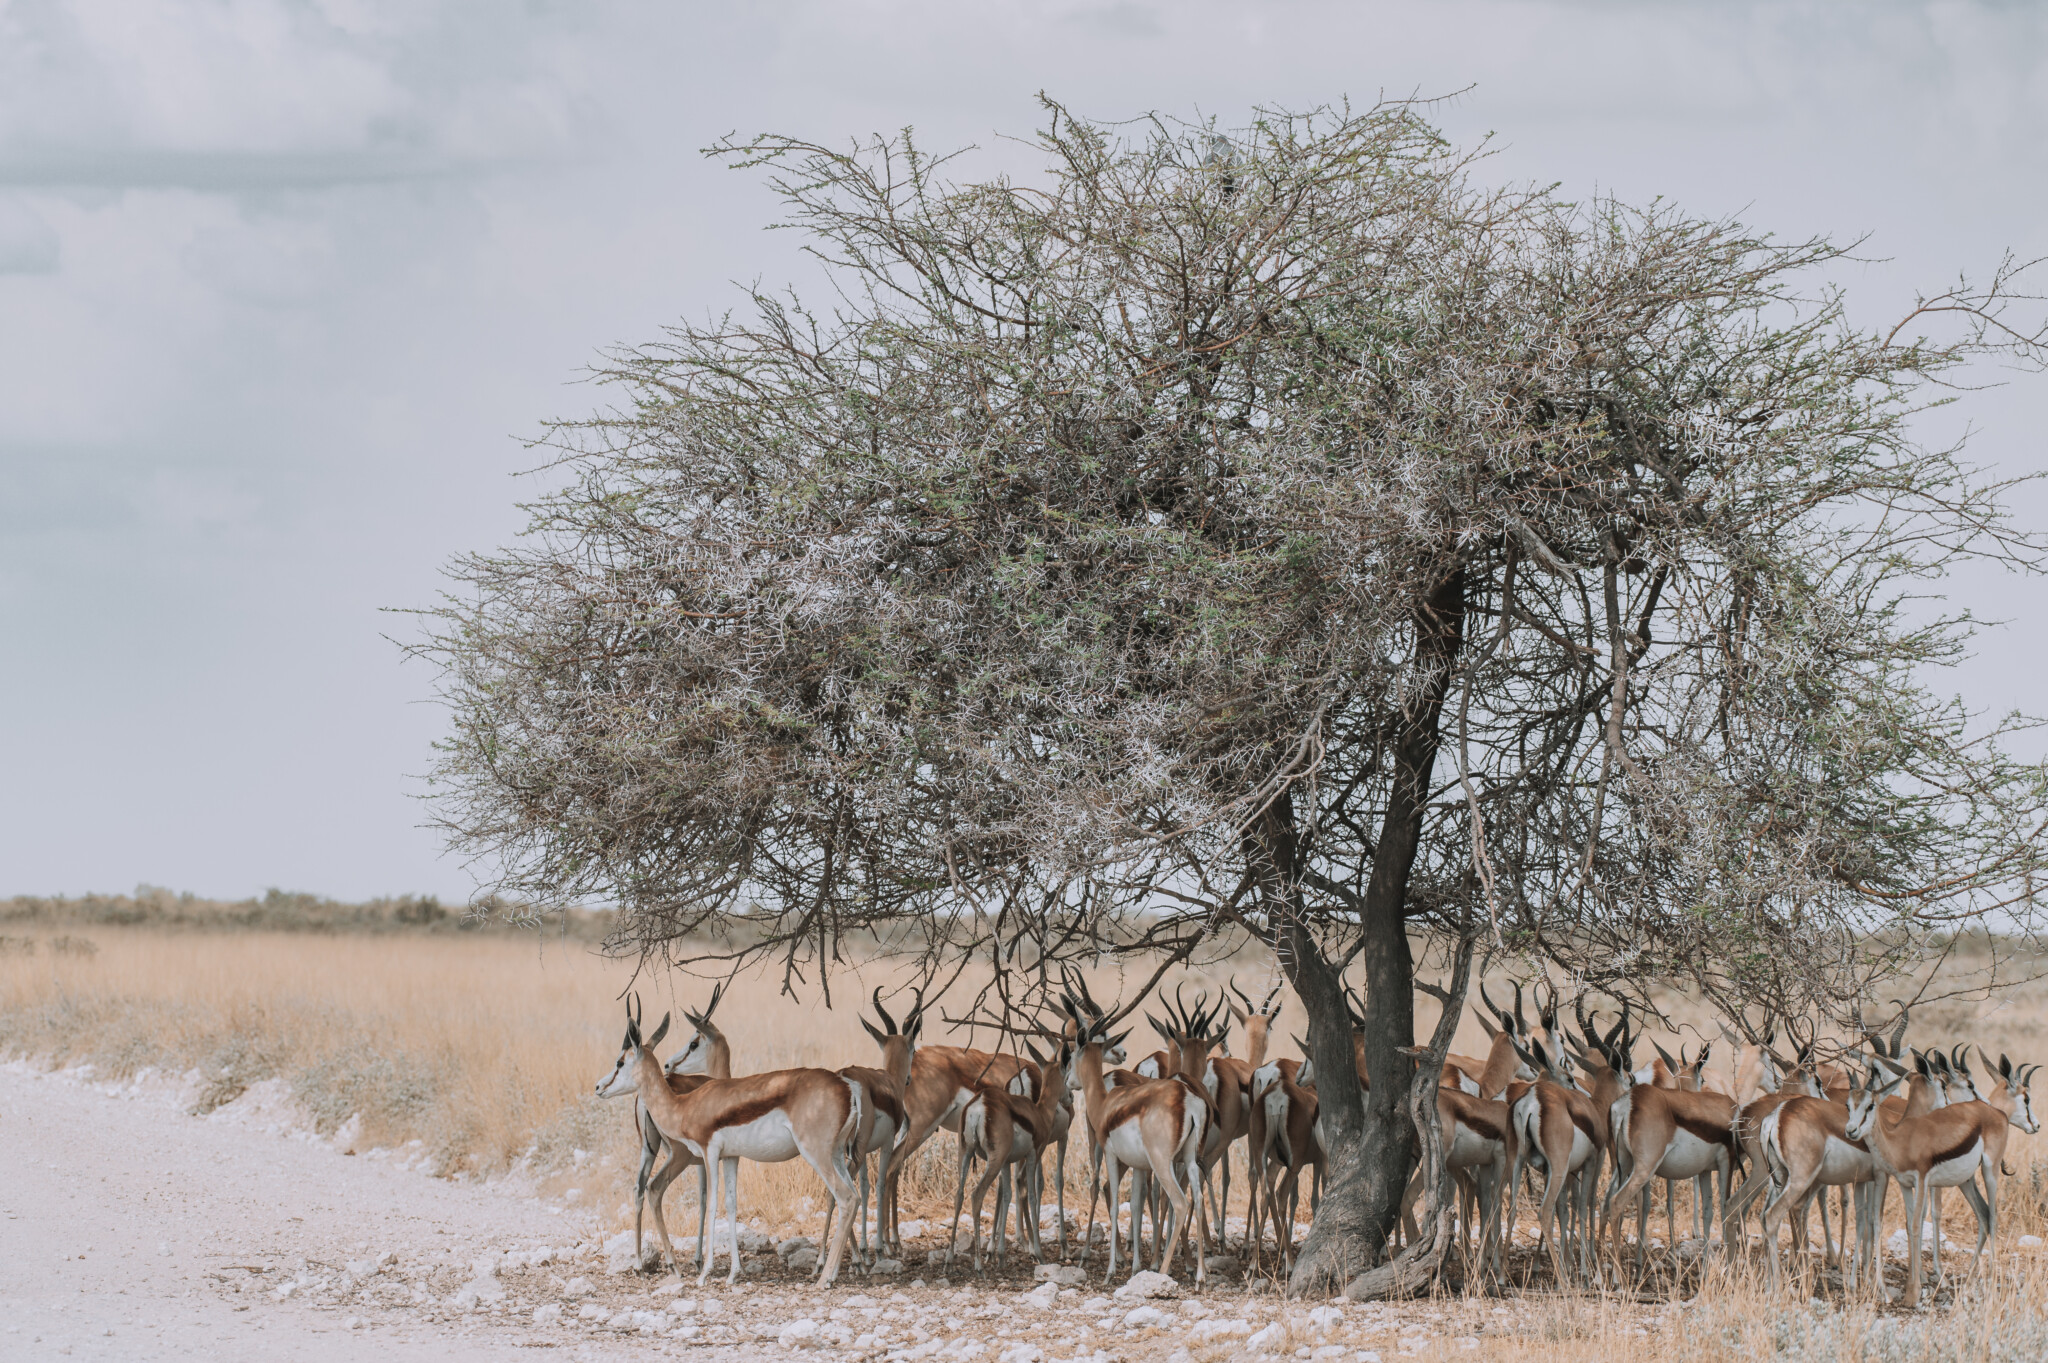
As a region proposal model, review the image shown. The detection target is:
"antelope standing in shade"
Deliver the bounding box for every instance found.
[1217,980,1283,1248]
[949,1039,1073,1270]
[1843,1058,2028,1307]
[827,988,917,1264]
[1601,1048,1739,1271]
[1069,998,1209,1286]
[1504,1033,1607,1282]
[1249,1051,1320,1272]
[596,995,864,1286]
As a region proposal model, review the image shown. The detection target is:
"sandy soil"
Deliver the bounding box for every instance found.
[0,1060,1560,1363]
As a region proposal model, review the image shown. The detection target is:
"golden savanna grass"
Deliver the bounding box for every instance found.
[6,923,2048,1359]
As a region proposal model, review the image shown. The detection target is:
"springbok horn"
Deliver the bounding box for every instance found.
[1888,1001,1911,1058]
[872,986,897,1036]
[1512,981,1528,1033]
[1263,982,1282,1012]
[1478,981,1507,1028]
[1229,977,1256,1015]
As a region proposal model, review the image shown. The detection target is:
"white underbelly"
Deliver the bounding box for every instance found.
[1105,1121,1159,1172]
[1655,1129,1724,1180]
[712,1111,801,1163]
[1564,1127,1594,1174]
[1446,1127,1501,1171]
[1928,1142,1983,1187]
[937,1087,972,1133]
[865,1114,898,1156]
[1816,1135,1874,1186]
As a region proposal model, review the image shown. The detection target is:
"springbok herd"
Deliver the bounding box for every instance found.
[593,976,2039,1307]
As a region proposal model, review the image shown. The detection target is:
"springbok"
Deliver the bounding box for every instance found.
[1602,1047,1738,1271]
[1069,998,1209,1286]
[1248,1054,1319,1272]
[828,988,916,1264]
[1844,1058,2024,1307]
[1215,980,1282,1247]
[628,984,735,1271]
[596,995,864,1286]
[1505,1033,1607,1282]
[1757,1091,1882,1292]
[949,1039,1073,1271]
[1398,1042,1519,1282]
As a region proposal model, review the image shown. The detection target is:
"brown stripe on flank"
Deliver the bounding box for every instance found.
[1929,1132,1982,1167]
[1675,1111,1735,1149]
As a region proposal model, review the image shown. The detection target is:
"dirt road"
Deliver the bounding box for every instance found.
[0,1061,669,1361]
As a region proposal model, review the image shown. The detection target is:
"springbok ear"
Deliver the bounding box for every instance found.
[1024,1039,1047,1066]
[1108,1028,1133,1052]
[861,1016,888,1047]
[1474,1009,1501,1040]
[646,1012,671,1049]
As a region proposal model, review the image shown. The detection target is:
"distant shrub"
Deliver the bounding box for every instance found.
[0,886,612,938]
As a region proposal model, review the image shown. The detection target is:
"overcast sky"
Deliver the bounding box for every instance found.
[4,0,2046,903]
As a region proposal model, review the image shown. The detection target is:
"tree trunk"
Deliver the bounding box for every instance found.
[1279,564,1466,1298]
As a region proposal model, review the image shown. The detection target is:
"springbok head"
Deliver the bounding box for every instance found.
[595,992,671,1098]
[668,981,728,1077]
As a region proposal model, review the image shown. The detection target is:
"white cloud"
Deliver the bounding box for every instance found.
[0,0,591,189]
[0,192,57,271]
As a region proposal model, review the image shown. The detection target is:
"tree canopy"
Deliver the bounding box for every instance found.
[417,98,2048,1291]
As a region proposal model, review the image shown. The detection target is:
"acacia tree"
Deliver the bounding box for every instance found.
[417,100,2048,1294]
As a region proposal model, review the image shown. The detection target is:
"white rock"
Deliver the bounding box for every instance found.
[652,1281,685,1298]
[1455,1340,1479,1352]
[871,1257,905,1274]
[1357,1354,1383,1363]
[780,1318,822,1348]
[452,1274,505,1309]
[1247,1322,1286,1351]
[778,1236,818,1257]
[998,1345,1043,1363]
[562,1276,594,1297]
[605,1230,659,1274]
[344,1315,364,1330]
[740,1228,774,1254]
[605,1310,633,1331]
[1021,1282,1060,1309]
[531,1303,562,1325]
[787,1247,821,1274]
[2021,1235,2045,1249]
[1034,1264,1087,1285]
[578,1303,609,1322]
[631,1310,667,1333]
[1309,1306,1344,1333]
[1113,1270,1179,1300]
[345,1258,379,1279]
[1192,1318,1251,1343]
[898,1220,927,1238]
[1123,1305,1167,1329]
[1080,1296,1113,1312]
[1313,1348,1347,1360]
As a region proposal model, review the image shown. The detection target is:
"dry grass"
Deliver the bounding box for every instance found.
[6,923,2048,1357]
